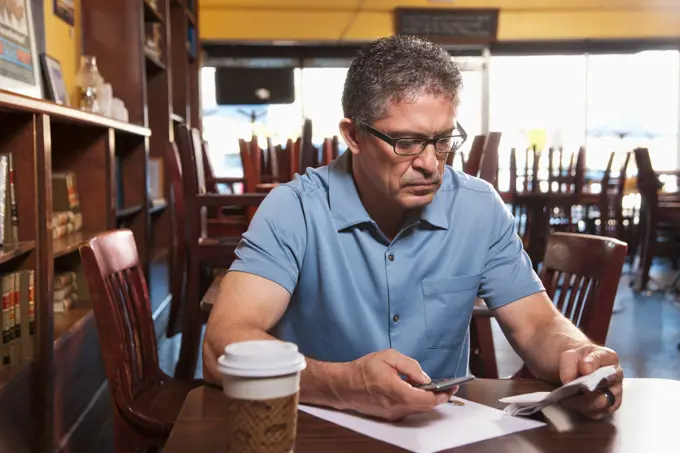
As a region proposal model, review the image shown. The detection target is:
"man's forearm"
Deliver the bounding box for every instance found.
[202,323,356,410]
[202,322,275,384]
[522,313,591,383]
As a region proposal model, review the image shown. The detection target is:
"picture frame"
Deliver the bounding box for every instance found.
[53,0,74,26]
[0,0,43,98]
[40,53,69,105]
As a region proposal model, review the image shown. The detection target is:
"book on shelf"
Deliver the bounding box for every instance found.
[0,153,20,247]
[52,172,82,239]
[52,171,80,212]
[52,210,83,239]
[1,270,36,368]
[148,157,165,206]
[54,271,78,313]
[144,23,163,61]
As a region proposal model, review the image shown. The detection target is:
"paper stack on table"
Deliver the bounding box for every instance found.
[299,396,545,453]
[499,365,618,416]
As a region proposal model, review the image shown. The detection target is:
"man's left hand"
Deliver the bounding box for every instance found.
[558,344,624,420]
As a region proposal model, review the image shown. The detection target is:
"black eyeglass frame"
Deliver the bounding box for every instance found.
[357,121,468,156]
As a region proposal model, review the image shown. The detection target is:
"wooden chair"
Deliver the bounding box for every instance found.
[478,132,502,188]
[79,229,202,452]
[632,147,680,292]
[173,124,267,379]
[513,232,627,378]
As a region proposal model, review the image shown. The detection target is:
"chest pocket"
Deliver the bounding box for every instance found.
[422,273,482,349]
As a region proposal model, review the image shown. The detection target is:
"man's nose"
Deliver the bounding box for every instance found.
[412,143,439,175]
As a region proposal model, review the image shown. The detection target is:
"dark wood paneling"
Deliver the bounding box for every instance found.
[146,0,172,259]
[114,132,150,275]
[81,0,146,125]
[0,362,33,453]
[170,2,189,120]
[35,113,54,453]
[55,382,110,453]
[53,313,106,449]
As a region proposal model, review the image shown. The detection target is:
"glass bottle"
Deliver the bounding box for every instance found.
[76,55,104,113]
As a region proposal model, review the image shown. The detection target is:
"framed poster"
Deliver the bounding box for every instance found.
[40,53,69,105]
[53,0,74,26]
[0,0,42,98]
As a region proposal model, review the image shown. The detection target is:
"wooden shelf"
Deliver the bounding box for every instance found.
[0,360,33,394]
[144,0,164,23]
[53,307,92,344]
[53,231,94,259]
[171,113,185,123]
[145,51,167,72]
[0,241,35,265]
[116,204,143,219]
[149,200,167,215]
[0,89,150,137]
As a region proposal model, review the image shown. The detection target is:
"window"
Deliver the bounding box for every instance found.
[586,51,679,171]
[490,55,588,189]
[299,67,348,147]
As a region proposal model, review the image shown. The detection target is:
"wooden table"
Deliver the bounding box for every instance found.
[162,378,679,453]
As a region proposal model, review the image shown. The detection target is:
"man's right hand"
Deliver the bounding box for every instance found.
[343,349,456,421]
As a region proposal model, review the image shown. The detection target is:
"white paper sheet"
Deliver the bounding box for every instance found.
[499,365,618,416]
[299,397,545,453]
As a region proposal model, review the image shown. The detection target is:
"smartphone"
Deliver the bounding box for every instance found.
[414,375,475,392]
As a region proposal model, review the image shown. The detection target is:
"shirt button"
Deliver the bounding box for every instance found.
[388,253,395,261]
[393,314,400,323]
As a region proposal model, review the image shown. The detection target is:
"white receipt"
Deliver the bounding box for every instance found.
[299,397,544,453]
[499,365,618,416]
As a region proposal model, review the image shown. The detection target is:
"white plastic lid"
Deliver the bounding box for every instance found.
[217,340,307,378]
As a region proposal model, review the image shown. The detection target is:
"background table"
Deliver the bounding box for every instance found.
[163,378,679,452]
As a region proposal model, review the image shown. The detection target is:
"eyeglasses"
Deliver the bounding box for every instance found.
[358,121,467,156]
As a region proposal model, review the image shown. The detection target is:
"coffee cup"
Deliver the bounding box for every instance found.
[217,340,307,453]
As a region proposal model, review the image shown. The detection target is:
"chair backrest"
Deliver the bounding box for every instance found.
[540,232,627,344]
[79,230,160,412]
[599,151,631,239]
[201,139,218,194]
[463,134,487,176]
[478,132,501,187]
[164,141,187,337]
[513,232,627,378]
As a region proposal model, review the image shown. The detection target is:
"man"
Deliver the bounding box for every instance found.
[203,35,623,422]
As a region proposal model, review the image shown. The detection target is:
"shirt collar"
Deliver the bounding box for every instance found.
[329,151,373,231]
[328,151,452,231]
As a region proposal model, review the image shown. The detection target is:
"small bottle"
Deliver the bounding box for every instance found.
[76,55,104,113]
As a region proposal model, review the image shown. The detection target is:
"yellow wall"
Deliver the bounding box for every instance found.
[199,0,680,42]
[44,0,81,105]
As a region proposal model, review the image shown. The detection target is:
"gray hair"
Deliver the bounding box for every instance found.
[342,35,463,124]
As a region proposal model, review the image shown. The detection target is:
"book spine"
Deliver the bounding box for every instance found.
[10,272,19,365]
[20,270,35,360]
[2,274,13,367]
[0,155,7,246]
[8,153,17,242]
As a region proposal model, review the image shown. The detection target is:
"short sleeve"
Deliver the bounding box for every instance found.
[477,191,545,310]
[228,185,307,294]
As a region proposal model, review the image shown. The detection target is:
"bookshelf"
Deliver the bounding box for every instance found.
[0,90,150,453]
[0,0,201,451]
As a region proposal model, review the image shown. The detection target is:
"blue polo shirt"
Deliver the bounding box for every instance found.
[229,151,544,379]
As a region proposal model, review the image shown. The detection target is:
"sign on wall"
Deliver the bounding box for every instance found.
[0,0,42,97]
[394,8,499,44]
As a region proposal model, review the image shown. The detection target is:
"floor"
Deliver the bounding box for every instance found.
[85,259,680,452]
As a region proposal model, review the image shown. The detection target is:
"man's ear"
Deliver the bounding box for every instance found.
[339,118,361,156]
